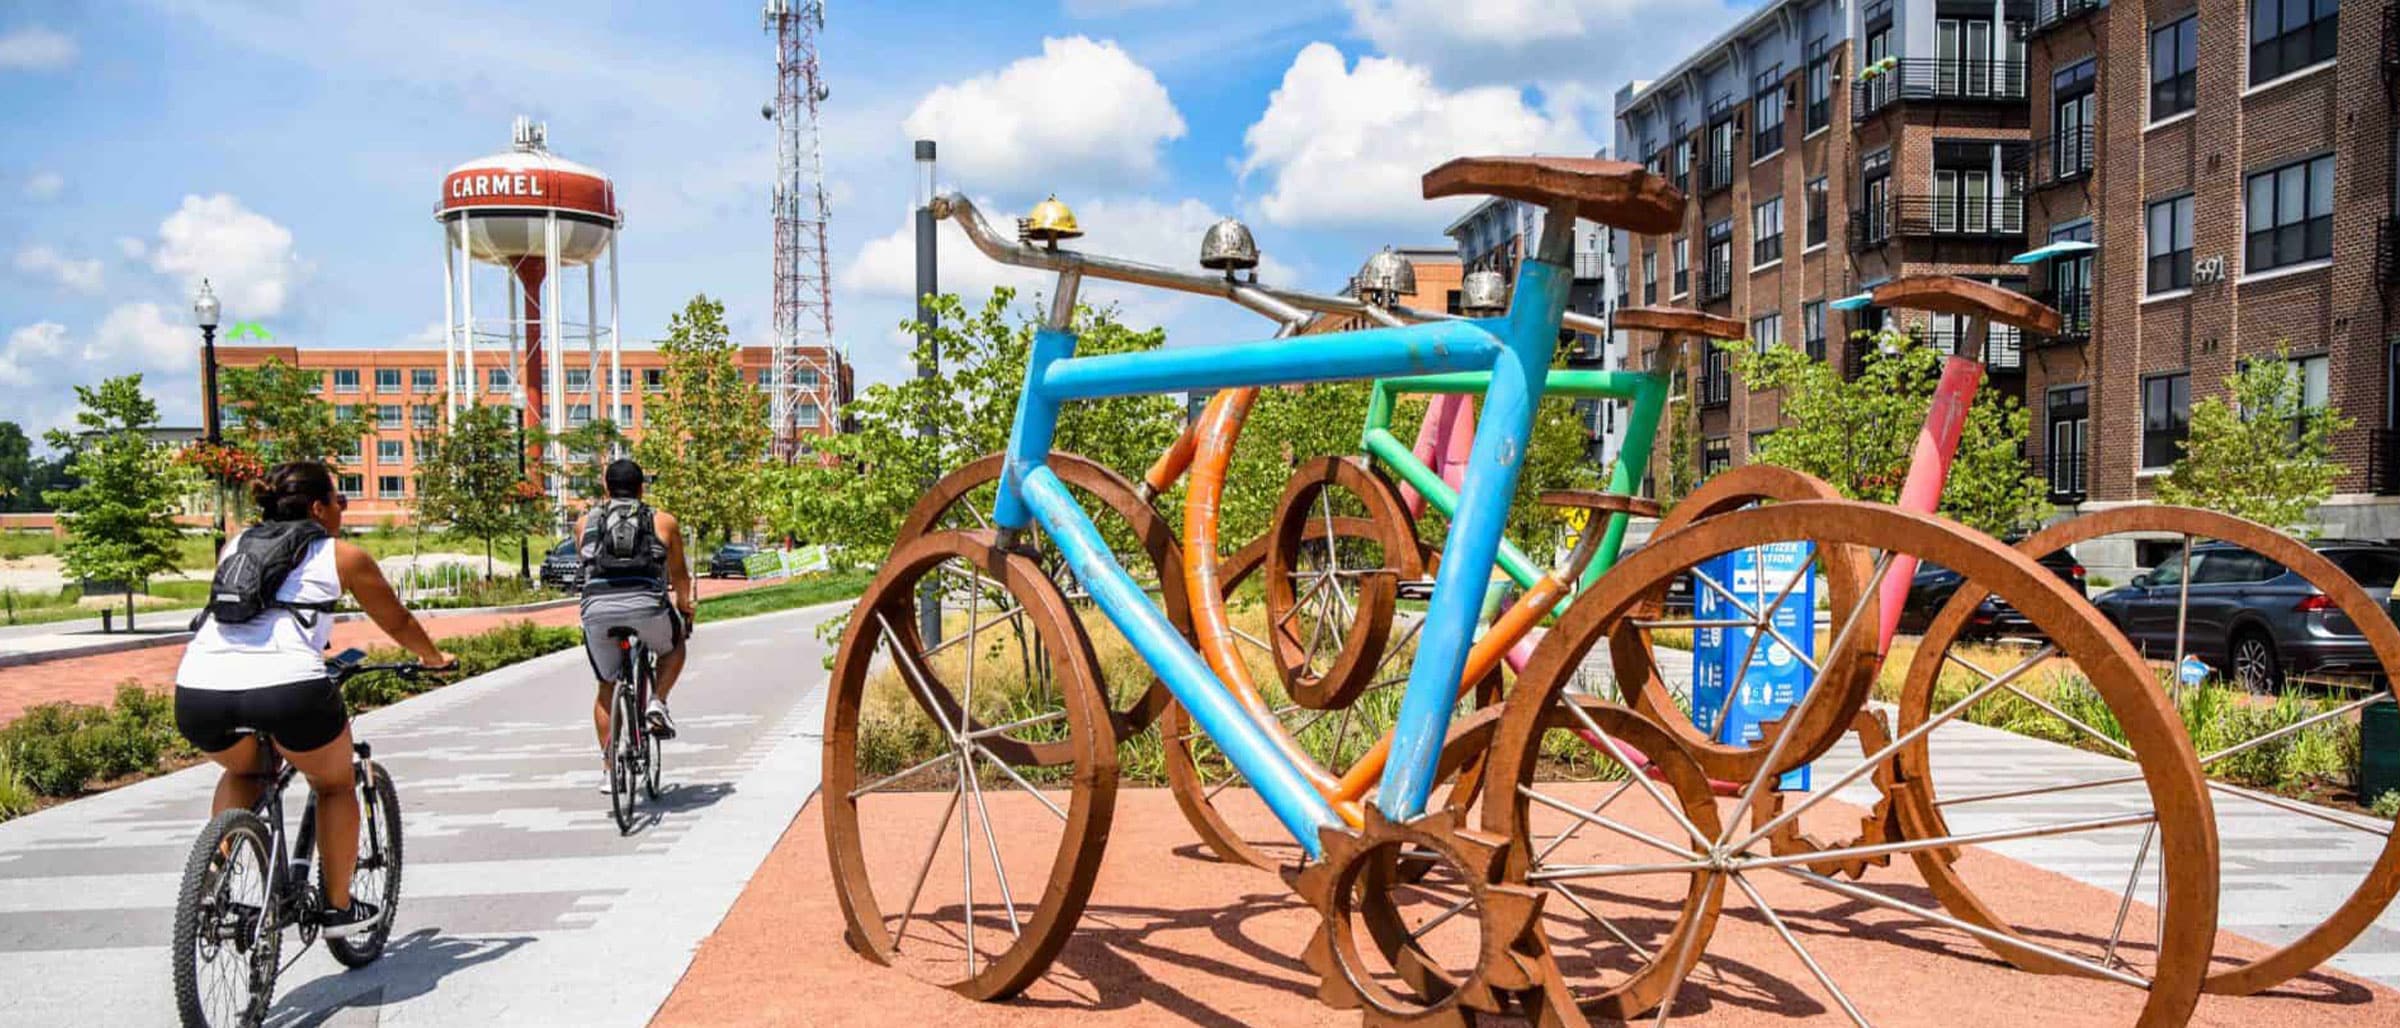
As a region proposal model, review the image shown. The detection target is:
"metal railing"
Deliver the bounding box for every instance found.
[1928,325,2024,371]
[2030,127,2095,188]
[2028,285,2094,344]
[2032,0,2104,35]
[2035,448,2087,502]
[2378,216,2400,289]
[1702,151,1735,194]
[1851,195,2025,248]
[1700,260,1732,302]
[2373,429,2400,496]
[1854,58,2029,119]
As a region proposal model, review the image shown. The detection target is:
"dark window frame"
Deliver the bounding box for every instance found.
[2149,15,2198,120]
[2141,371,2192,468]
[1804,41,1833,133]
[2249,0,2338,84]
[2244,153,2334,273]
[1751,65,1787,160]
[1753,197,1784,265]
[1801,300,1826,360]
[2146,193,2195,294]
[1805,178,1829,247]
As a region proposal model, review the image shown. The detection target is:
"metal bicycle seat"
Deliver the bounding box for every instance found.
[1421,155,1683,235]
[1610,306,1747,341]
[1870,274,2064,334]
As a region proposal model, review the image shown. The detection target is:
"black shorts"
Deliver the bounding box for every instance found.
[175,678,350,754]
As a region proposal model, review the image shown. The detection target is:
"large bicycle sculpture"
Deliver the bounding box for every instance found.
[818,157,2386,1026]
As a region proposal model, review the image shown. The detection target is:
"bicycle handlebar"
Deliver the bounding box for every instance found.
[933,192,1611,340]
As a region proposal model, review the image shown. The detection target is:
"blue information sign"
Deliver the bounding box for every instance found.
[1690,541,1817,791]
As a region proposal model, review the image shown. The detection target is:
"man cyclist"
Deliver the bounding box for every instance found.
[578,458,695,785]
[175,461,455,938]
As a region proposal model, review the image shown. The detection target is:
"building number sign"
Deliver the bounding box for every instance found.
[2192,255,2227,284]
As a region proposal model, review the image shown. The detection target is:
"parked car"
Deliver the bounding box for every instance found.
[2091,539,2400,692]
[1893,549,2087,639]
[538,540,583,592]
[709,542,761,578]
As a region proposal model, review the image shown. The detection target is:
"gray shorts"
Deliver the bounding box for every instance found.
[581,590,684,683]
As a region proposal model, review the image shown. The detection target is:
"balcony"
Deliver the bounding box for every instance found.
[1926,325,2024,372]
[2029,127,2095,190]
[1850,195,2025,249]
[1574,252,1610,279]
[1699,368,1732,408]
[1700,261,1732,303]
[2373,429,2400,496]
[2031,0,2104,37]
[2379,217,2400,290]
[1853,59,2029,120]
[2034,448,2088,503]
[1701,153,1735,195]
[2027,286,2094,346]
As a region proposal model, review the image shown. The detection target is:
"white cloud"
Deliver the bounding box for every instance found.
[1343,0,1738,92]
[1063,0,1183,13]
[149,194,303,318]
[12,246,104,294]
[0,308,201,435]
[0,26,75,71]
[22,170,62,200]
[1238,43,1592,229]
[79,303,196,374]
[903,37,1186,193]
[0,322,70,388]
[116,237,147,259]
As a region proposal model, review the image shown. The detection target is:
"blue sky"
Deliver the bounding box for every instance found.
[0,0,1746,440]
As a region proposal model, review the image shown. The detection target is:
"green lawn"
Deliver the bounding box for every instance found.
[0,579,212,628]
[695,572,874,623]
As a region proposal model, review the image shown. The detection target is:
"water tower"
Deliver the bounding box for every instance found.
[435,117,622,498]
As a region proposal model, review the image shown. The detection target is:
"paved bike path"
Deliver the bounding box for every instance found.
[0,602,841,1026]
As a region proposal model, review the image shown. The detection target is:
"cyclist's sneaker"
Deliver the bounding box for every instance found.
[646,700,678,740]
[598,757,616,795]
[319,899,384,939]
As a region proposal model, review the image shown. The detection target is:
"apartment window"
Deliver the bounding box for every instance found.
[1706,115,1736,191]
[2251,0,2337,84]
[333,368,360,393]
[338,474,363,498]
[1751,66,1785,160]
[1752,198,1784,265]
[376,404,401,430]
[1804,40,1832,133]
[2150,16,2198,120]
[1703,220,1734,301]
[565,367,591,392]
[412,405,437,429]
[1859,149,1893,246]
[374,368,401,392]
[1674,135,1694,192]
[614,369,635,390]
[1671,236,1690,296]
[377,439,402,462]
[797,367,820,389]
[2048,386,2090,498]
[569,403,593,428]
[335,404,359,423]
[1642,252,1658,305]
[377,475,406,498]
[1805,178,1828,247]
[798,401,822,428]
[643,368,666,390]
[2053,59,2096,183]
[2245,154,2334,272]
[487,368,512,390]
[1751,311,1783,353]
[616,404,635,426]
[2142,373,2191,468]
[2050,220,2096,335]
[1702,436,1732,478]
[410,368,437,393]
[2146,194,2195,293]
[336,437,361,463]
[1802,300,1826,361]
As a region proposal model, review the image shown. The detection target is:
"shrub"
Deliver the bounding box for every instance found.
[2373,791,2400,820]
[3,703,112,796]
[0,751,35,819]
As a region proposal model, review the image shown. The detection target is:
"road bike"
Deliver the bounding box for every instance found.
[604,626,666,834]
[170,650,428,1028]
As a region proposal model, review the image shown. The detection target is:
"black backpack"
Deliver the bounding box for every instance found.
[582,499,667,589]
[191,520,337,630]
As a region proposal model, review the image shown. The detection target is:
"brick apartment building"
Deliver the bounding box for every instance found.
[213,344,851,523]
[1611,0,2400,540]
[1445,195,1626,465]
[2019,0,2398,541]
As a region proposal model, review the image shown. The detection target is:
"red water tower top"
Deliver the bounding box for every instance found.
[436,118,618,224]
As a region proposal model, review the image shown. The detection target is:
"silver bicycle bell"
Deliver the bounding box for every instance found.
[1199,217,1260,277]
[1354,247,1417,307]
[1459,268,1509,316]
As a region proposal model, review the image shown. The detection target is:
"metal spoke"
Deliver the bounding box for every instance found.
[877,615,961,739]
[2197,692,2385,767]
[1558,697,1715,849]
[1732,872,1870,1027]
[2103,822,2157,969]
[850,749,956,799]
[893,779,964,951]
[969,741,1070,822]
[1769,866,2152,989]
[1994,679,2136,758]
[1530,859,1715,882]
[920,604,1027,660]
[1933,772,2142,809]
[2206,776,2394,836]
[1732,811,2158,872]
[1519,785,1702,863]
[964,750,1021,939]
[1548,880,1659,962]
[965,708,1070,742]
[958,750,977,976]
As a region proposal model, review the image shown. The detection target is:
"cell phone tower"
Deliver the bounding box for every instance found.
[763,0,840,460]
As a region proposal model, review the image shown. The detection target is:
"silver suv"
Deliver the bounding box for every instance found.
[2090,540,2400,692]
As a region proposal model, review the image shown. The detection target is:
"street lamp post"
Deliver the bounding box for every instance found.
[192,280,225,553]
[914,139,942,645]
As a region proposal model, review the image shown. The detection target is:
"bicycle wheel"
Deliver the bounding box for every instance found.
[609,683,637,834]
[326,761,403,967]
[1260,456,1425,710]
[823,529,1118,1000]
[1887,505,2400,997]
[171,808,280,1028]
[1483,500,2219,1026]
[896,452,1192,741]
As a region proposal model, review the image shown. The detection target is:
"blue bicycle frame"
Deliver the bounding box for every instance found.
[989,259,1573,856]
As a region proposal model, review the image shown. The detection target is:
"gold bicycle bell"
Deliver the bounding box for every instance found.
[1018,194,1083,249]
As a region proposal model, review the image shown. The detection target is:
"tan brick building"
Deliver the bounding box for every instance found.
[213,344,850,523]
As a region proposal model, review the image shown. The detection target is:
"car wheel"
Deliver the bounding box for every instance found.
[2231,629,2283,694]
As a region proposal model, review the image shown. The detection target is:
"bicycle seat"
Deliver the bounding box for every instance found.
[1870,274,2062,334]
[607,626,640,639]
[1422,156,1682,235]
[1611,306,1746,340]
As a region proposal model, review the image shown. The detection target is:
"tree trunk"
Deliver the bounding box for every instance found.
[485,538,494,580]
[125,588,135,632]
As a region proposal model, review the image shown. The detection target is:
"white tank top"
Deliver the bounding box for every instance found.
[175,530,343,691]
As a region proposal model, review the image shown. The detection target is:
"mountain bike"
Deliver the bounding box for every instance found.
[170,649,431,1028]
[604,626,665,834]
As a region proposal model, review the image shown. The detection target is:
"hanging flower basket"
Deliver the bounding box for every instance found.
[178,441,265,486]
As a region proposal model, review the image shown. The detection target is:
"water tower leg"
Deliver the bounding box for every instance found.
[442,220,458,414]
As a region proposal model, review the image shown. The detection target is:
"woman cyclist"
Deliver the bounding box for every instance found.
[174,461,454,937]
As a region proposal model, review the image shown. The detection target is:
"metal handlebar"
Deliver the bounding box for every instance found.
[933,193,1611,339]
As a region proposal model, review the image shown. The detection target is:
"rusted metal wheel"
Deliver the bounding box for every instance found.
[896,451,1192,740]
[821,529,1118,1000]
[1160,521,1494,871]
[1262,456,1427,711]
[1887,505,2400,996]
[1484,501,2218,1026]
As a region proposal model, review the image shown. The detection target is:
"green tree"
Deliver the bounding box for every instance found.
[0,421,29,511]
[544,417,626,502]
[43,376,194,628]
[636,296,770,548]
[2158,348,2350,532]
[221,357,351,464]
[1727,329,2047,537]
[415,403,550,576]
